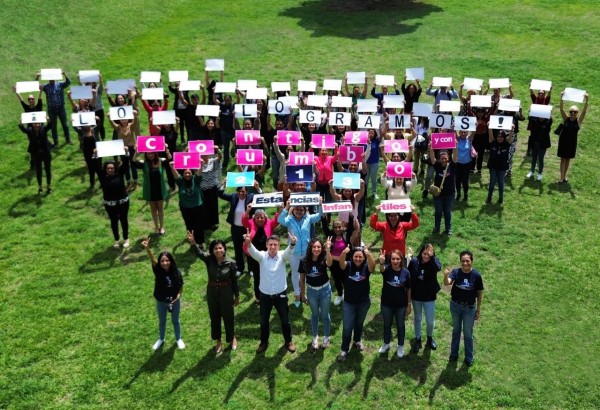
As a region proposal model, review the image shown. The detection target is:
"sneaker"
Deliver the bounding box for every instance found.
[152,339,164,351]
[537,173,543,181]
[113,241,120,249]
[486,196,492,204]
[445,229,453,236]
[463,358,473,367]
[312,337,319,350]
[337,351,347,362]
[354,341,365,351]
[378,343,390,353]
[374,193,379,199]
[322,337,330,349]
[293,300,301,308]
[432,229,440,234]
[176,339,186,349]
[449,355,459,362]
[235,271,242,278]
[422,189,428,199]
[397,346,405,358]
[285,342,297,353]
[123,239,130,248]
[333,296,343,306]
[248,271,253,277]
[526,171,534,178]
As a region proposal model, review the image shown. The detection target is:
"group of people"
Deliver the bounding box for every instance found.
[14,67,591,367]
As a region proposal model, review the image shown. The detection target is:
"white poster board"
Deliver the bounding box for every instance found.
[140,71,161,83]
[356,99,378,113]
[529,104,553,119]
[530,79,552,92]
[489,115,514,130]
[307,94,328,108]
[70,86,93,100]
[297,80,317,92]
[21,111,47,124]
[489,78,510,89]
[271,82,291,93]
[432,77,452,87]
[109,105,134,120]
[16,81,40,94]
[79,70,100,83]
[562,87,586,103]
[195,105,220,117]
[412,103,433,117]
[169,71,188,82]
[470,94,492,108]
[375,75,394,87]
[178,80,201,91]
[331,96,352,108]
[463,77,483,91]
[152,110,176,125]
[205,59,225,71]
[214,82,236,93]
[142,87,165,100]
[323,79,342,91]
[71,112,97,127]
[498,98,521,112]
[40,69,62,80]
[245,87,268,100]
[383,95,405,109]
[237,79,257,91]
[96,140,125,157]
[346,72,366,84]
[438,100,461,113]
[406,67,424,81]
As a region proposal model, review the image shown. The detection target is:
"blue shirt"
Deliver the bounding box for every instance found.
[42,76,70,108]
[277,208,322,257]
[457,137,472,164]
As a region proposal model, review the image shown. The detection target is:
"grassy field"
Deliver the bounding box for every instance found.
[1,0,599,408]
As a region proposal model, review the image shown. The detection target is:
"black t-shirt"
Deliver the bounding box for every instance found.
[449,268,483,305]
[299,258,330,288]
[408,257,441,302]
[487,141,511,170]
[381,267,411,308]
[152,265,184,302]
[252,226,267,251]
[219,102,235,132]
[433,161,456,196]
[343,262,371,304]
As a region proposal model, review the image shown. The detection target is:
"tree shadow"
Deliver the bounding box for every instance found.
[223,347,287,403]
[169,347,232,393]
[428,360,472,404]
[285,342,325,389]
[7,194,43,218]
[123,345,176,389]
[280,0,443,39]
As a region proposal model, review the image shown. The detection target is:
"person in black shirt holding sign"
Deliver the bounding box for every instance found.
[428,143,458,235]
[142,238,185,351]
[486,126,514,204]
[443,250,484,367]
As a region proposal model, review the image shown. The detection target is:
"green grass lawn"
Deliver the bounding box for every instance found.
[1,0,599,408]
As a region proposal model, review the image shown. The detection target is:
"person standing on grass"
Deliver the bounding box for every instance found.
[486,127,513,204]
[108,110,140,192]
[245,233,298,354]
[336,245,376,362]
[377,249,411,358]
[427,144,458,235]
[142,237,185,351]
[37,70,71,146]
[188,234,239,353]
[408,243,441,353]
[98,159,130,249]
[18,119,53,195]
[444,250,483,367]
[133,151,171,236]
[556,91,589,183]
[401,76,422,115]
[170,164,204,247]
[526,116,552,181]
[15,85,43,112]
[369,204,419,257]
[454,129,475,202]
[200,147,223,231]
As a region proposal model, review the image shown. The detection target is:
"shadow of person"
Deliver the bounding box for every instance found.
[547,180,576,199]
[324,352,363,406]
[362,352,401,398]
[7,194,43,218]
[428,360,472,404]
[475,202,504,221]
[123,344,176,389]
[169,347,232,393]
[223,346,287,404]
[64,188,96,210]
[402,343,432,385]
[279,0,443,39]
[57,165,88,184]
[285,343,325,389]
[517,177,544,196]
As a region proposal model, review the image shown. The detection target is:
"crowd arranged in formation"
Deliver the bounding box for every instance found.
[15,67,590,367]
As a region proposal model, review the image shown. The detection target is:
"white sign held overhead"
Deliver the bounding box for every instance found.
[271,82,291,93]
[438,100,461,113]
[375,75,395,87]
[530,79,552,92]
[268,99,291,115]
[297,80,317,92]
[235,104,258,118]
[489,115,514,130]
[463,77,483,91]
[71,112,97,127]
[346,72,366,84]
[454,116,477,132]
[383,95,405,109]
[178,80,201,91]
[70,86,93,100]
[40,68,62,80]
[279,96,298,109]
[357,115,381,129]
[140,71,161,83]
[106,79,136,95]
[96,140,125,158]
[237,79,257,91]
[562,87,586,103]
[323,79,342,91]
[142,87,165,100]
[388,114,412,130]
[109,105,134,120]
[498,98,521,112]
[152,110,176,125]
[412,103,433,117]
[470,94,492,108]
[168,71,189,83]
[489,78,510,89]
[307,94,328,108]
[406,67,424,81]
[429,113,453,130]
[529,104,553,119]
[213,82,236,94]
[331,96,352,108]
[205,59,224,71]
[432,77,452,87]
[356,99,378,113]
[21,111,47,124]
[195,105,220,117]
[16,81,40,94]
[299,110,321,124]
[328,112,351,126]
[245,87,268,100]
[79,70,100,83]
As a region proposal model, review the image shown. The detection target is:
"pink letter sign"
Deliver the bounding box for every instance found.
[289,152,314,165]
[188,140,215,155]
[431,132,456,150]
[386,161,413,179]
[344,131,368,145]
[137,136,165,153]
[277,130,301,146]
[236,149,264,166]
[383,139,409,153]
[173,152,201,169]
[235,130,261,145]
[338,145,364,163]
[311,134,335,149]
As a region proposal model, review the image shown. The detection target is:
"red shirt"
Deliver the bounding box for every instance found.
[370,212,420,255]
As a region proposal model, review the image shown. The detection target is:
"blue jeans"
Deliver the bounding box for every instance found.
[48,105,70,143]
[341,299,370,352]
[450,300,476,362]
[530,143,546,174]
[156,299,181,340]
[381,304,407,345]
[488,169,507,200]
[412,300,436,339]
[366,162,379,196]
[433,195,454,232]
[307,283,332,337]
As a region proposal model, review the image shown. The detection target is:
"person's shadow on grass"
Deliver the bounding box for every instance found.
[324,352,364,406]
[285,342,325,389]
[123,344,176,389]
[8,194,43,218]
[223,347,287,403]
[517,177,544,197]
[428,360,472,404]
[547,180,576,199]
[169,347,232,393]
[475,202,504,221]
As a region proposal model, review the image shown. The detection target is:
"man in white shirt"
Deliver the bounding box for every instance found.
[246,232,297,353]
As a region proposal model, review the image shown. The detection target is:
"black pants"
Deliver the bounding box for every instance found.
[329,260,345,297]
[84,154,101,186]
[247,257,261,300]
[96,109,106,140]
[207,285,235,342]
[175,108,188,142]
[260,291,292,345]
[231,225,246,273]
[455,162,471,197]
[202,187,220,228]
[121,146,138,182]
[31,150,51,186]
[180,205,204,245]
[471,133,487,171]
[104,201,129,241]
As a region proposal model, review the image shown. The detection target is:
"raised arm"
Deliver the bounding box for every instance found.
[579,93,589,125]
[141,237,158,266]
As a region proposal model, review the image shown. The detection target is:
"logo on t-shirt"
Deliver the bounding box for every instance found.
[455,278,473,290]
[349,271,366,282]
[306,265,321,278]
[386,275,405,288]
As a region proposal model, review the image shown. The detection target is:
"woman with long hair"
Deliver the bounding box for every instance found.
[170,164,204,247]
[98,159,130,248]
[134,151,171,235]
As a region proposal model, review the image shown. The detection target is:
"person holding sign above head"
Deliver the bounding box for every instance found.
[18,119,53,195]
[486,126,514,204]
[272,133,305,191]
[142,97,169,136]
[329,178,365,228]
[314,145,339,202]
[98,159,130,248]
[401,76,422,114]
[336,245,376,361]
[365,129,382,199]
[526,86,551,156]
[170,164,205,247]
[134,151,171,235]
[470,107,492,175]
[38,70,71,146]
[556,91,589,183]
[344,75,368,131]
[371,80,400,114]
[245,233,298,354]
[428,143,458,235]
[454,130,475,202]
[83,73,106,141]
[267,116,294,190]
[179,90,205,142]
[277,198,323,307]
[426,82,458,113]
[78,125,101,189]
[444,250,484,367]
[168,82,190,143]
[526,115,552,181]
[242,204,281,304]
[15,85,43,113]
[159,119,180,156]
[213,92,239,171]
[108,110,140,192]
[370,204,419,257]
[141,237,185,351]
[200,147,223,231]
[377,249,411,358]
[188,234,239,353]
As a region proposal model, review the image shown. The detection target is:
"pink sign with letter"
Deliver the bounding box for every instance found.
[383,139,409,153]
[344,131,368,145]
[311,134,335,149]
[277,130,301,146]
[338,145,364,163]
[289,152,314,165]
[386,161,413,179]
[236,149,264,166]
[173,152,201,169]
[137,136,165,153]
[430,132,456,150]
[235,130,261,145]
[188,140,215,155]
